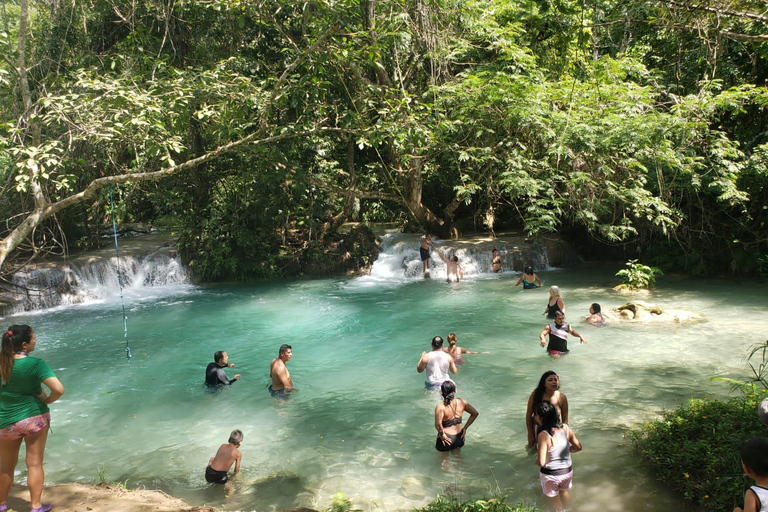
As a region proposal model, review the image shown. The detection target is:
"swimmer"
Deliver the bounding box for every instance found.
[417,336,458,389]
[526,371,569,446]
[205,351,240,387]
[206,429,243,494]
[269,344,297,398]
[490,249,503,273]
[515,265,543,289]
[444,333,489,364]
[437,249,464,283]
[586,303,605,325]
[539,311,587,357]
[434,381,478,460]
[543,285,565,318]
[420,234,433,277]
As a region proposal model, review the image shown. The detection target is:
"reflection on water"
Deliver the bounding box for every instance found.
[4,265,767,511]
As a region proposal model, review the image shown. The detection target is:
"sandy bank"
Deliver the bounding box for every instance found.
[4,484,319,512]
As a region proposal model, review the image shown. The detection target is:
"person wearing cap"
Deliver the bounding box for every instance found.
[758,398,768,427]
[269,344,297,399]
[417,336,458,389]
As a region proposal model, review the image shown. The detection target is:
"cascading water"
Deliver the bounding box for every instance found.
[5,250,190,315]
[369,233,576,281]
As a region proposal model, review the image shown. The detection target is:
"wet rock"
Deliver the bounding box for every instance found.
[400,476,431,500]
[607,301,705,323]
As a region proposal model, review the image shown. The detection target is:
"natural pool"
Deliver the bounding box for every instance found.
[3,239,767,511]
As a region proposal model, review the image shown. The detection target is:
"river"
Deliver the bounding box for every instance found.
[2,234,765,511]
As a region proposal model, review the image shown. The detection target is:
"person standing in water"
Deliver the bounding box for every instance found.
[535,401,582,512]
[0,325,65,512]
[270,344,297,399]
[539,311,587,356]
[434,381,478,458]
[420,234,433,278]
[206,351,240,387]
[417,336,458,389]
[490,249,503,273]
[526,371,569,446]
[444,333,489,364]
[515,266,543,289]
[543,285,565,318]
[437,249,464,283]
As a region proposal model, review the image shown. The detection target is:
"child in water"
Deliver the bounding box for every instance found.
[733,438,768,512]
[444,333,489,364]
[206,429,243,493]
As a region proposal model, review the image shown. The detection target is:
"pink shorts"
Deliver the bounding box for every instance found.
[539,470,573,497]
[0,413,51,441]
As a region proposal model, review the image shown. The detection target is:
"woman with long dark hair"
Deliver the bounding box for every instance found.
[0,326,64,512]
[526,371,568,446]
[434,381,478,458]
[535,401,582,512]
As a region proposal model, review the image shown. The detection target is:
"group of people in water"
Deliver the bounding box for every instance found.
[416,328,581,511]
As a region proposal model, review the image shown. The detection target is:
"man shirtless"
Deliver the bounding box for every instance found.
[437,249,464,283]
[269,344,296,399]
[205,429,243,494]
[420,234,433,277]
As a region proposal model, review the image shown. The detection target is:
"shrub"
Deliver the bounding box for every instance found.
[615,259,663,290]
[628,391,768,511]
[415,495,538,512]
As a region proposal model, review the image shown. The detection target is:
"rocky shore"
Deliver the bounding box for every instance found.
[4,483,320,512]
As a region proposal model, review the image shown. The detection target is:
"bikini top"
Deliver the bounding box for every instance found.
[442,416,463,428]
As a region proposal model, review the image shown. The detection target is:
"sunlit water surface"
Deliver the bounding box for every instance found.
[3,265,766,511]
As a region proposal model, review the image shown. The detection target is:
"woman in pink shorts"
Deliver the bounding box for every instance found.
[535,401,582,512]
[0,325,64,512]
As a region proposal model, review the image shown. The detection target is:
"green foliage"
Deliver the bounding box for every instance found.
[628,393,766,512]
[326,492,359,512]
[415,495,537,512]
[630,343,768,511]
[615,259,663,290]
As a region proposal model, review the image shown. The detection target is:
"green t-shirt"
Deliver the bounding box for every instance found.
[0,356,56,429]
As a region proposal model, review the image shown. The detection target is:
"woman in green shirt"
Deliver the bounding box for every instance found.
[0,325,64,512]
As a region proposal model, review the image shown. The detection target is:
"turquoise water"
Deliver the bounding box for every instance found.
[4,264,767,511]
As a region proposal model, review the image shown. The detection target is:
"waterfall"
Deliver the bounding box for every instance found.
[368,233,578,281]
[4,251,191,315]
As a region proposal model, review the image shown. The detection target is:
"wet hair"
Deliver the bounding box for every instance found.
[431,336,444,349]
[214,351,226,363]
[549,285,561,297]
[440,381,456,405]
[452,256,458,262]
[492,248,498,253]
[591,303,601,313]
[741,438,768,476]
[532,371,558,409]
[229,429,244,445]
[525,266,533,274]
[1,325,34,385]
[279,344,292,355]
[535,401,563,436]
[447,333,457,343]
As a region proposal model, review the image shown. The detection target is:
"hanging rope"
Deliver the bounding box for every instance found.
[109,185,132,363]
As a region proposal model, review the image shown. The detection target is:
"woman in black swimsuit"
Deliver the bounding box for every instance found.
[434,381,479,456]
[543,285,565,319]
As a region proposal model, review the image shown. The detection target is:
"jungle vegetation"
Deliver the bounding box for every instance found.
[1,0,766,280]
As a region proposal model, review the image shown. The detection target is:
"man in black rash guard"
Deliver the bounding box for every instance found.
[205,351,240,387]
